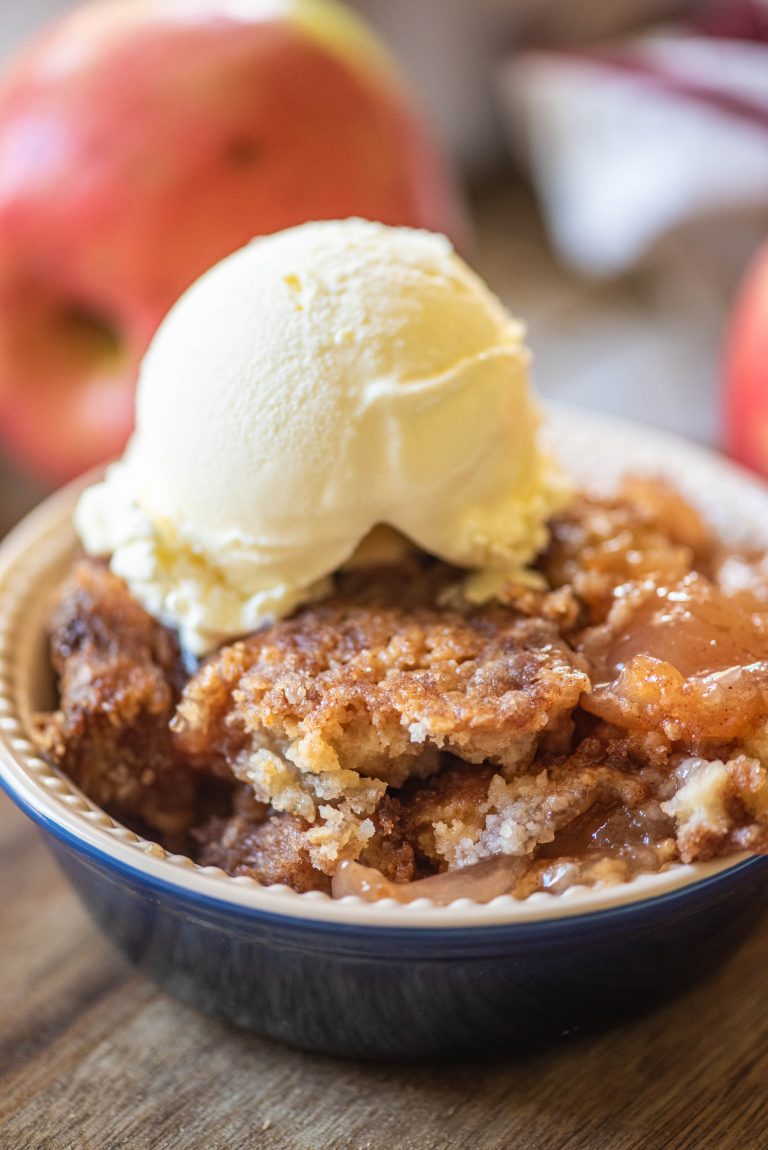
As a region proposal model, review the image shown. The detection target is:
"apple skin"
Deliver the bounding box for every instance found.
[0,0,465,483]
[725,244,768,476]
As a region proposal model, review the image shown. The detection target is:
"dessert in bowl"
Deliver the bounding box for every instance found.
[2,220,768,1059]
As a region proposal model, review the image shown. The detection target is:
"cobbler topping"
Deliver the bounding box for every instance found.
[37,478,768,902]
[171,576,589,871]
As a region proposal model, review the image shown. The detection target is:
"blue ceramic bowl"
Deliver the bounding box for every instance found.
[3,409,768,1059]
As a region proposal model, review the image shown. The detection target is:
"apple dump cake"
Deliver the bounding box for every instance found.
[36,220,768,903]
[39,476,768,902]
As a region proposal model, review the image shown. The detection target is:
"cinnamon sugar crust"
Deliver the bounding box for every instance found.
[171,575,590,871]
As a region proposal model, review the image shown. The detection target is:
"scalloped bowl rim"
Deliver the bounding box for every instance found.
[1,403,767,929]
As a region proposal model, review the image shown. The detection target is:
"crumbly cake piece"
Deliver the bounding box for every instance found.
[328,730,759,902]
[392,751,658,871]
[38,559,197,838]
[194,787,416,892]
[662,754,768,861]
[189,730,768,900]
[172,574,590,872]
[338,732,675,875]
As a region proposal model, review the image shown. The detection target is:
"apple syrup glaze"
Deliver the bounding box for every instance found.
[583,573,768,741]
[589,574,768,682]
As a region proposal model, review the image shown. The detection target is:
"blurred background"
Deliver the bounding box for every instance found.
[0,0,767,533]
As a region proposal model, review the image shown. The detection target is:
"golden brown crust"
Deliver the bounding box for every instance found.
[170,577,590,872]
[173,589,590,781]
[38,558,197,838]
[539,476,715,626]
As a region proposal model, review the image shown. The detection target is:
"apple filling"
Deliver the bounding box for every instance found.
[583,573,768,742]
[38,478,768,902]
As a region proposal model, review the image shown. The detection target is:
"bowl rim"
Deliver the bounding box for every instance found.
[2,402,768,930]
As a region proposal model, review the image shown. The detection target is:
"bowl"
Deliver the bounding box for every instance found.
[2,405,768,1060]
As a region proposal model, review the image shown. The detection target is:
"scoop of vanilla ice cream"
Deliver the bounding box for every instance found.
[76,219,565,654]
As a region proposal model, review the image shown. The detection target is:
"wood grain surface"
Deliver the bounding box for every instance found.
[2,180,766,1149]
[3,787,768,1150]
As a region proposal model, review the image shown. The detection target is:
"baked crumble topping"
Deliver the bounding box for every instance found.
[38,478,768,902]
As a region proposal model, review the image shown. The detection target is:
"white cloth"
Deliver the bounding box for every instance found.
[499,32,768,275]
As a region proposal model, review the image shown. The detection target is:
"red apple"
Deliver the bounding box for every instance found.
[0,0,464,483]
[725,244,768,475]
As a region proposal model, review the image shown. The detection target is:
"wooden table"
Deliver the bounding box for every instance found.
[3,788,768,1150]
[2,180,766,1149]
